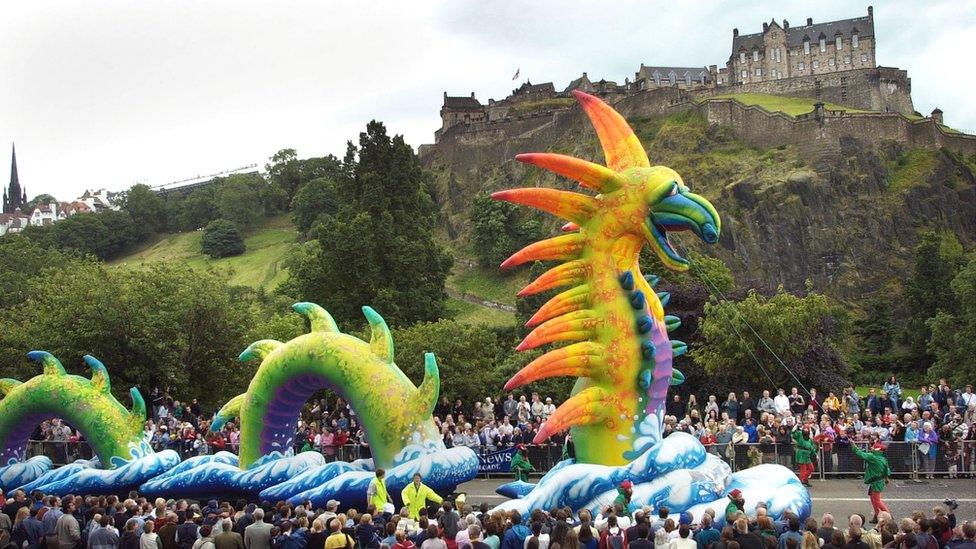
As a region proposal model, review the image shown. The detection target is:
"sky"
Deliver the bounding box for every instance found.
[1,0,973,200]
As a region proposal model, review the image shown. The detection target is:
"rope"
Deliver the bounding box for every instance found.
[671,236,811,397]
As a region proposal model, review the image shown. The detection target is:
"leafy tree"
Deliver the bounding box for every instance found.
[470,192,543,268]
[392,320,510,404]
[691,287,850,392]
[0,236,77,309]
[120,184,167,239]
[214,174,267,228]
[291,177,339,235]
[903,230,967,370]
[0,263,255,407]
[49,214,110,258]
[266,150,343,207]
[22,193,57,214]
[281,121,453,326]
[176,187,218,231]
[927,257,976,385]
[201,219,245,258]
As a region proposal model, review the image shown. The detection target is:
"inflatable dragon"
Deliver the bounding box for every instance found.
[494,92,808,521]
[213,303,443,470]
[499,90,719,465]
[0,352,147,468]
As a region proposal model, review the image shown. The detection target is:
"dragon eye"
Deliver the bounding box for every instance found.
[668,183,678,197]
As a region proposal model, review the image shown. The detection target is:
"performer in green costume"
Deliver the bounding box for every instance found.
[851,442,891,523]
[510,444,535,482]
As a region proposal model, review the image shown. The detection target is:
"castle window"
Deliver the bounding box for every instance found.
[755,68,762,76]
[798,61,805,71]
[685,73,691,86]
[852,33,859,48]
[753,50,759,62]
[820,37,826,52]
[861,53,868,62]
[669,72,676,85]
[741,70,748,79]
[740,52,746,63]
[813,59,819,69]
[828,58,835,66]
[836,36,842,50]
[804,40,810,54]
[844,55,851,64]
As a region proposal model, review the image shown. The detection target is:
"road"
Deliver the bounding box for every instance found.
[454,477,976,520]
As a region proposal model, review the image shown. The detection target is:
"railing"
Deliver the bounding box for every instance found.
[25,440,976,479]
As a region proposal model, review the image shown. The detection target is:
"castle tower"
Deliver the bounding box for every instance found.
[5,143,24,214]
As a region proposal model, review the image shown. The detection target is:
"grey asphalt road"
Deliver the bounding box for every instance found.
[454,477,976,520]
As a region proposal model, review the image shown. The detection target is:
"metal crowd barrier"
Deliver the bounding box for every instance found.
[25,439,976,479]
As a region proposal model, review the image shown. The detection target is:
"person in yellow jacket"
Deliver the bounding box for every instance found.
[367,468,390,512]
[400,473,443,520]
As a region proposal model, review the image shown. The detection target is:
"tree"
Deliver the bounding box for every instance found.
[214,174,267,228]
[291,177,339,235]
[0,236,76,309]
[0,263,255,406]
[903,230,967,371]
[201,219,245,258]
[175,187,218,231]
[392,320,510,404]
[927,257,976,385]
[266,149,344,207]
[470,192,544,268]
[22,193,57,214]
[691,287,850,392]
[121,184,167,239]
[281,121,453,326]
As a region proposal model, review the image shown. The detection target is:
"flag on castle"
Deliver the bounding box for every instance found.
[512,67,520,80]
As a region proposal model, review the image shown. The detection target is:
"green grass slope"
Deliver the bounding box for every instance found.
[109,215,298,289]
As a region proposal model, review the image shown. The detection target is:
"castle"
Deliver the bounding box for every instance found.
[434,6,922,144]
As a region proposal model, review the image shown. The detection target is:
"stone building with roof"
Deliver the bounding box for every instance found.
[437,92,487,141]
[728,6,876,85]
[634,65,713,90]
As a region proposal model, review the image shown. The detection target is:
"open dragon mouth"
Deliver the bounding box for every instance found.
[643,189,720,271]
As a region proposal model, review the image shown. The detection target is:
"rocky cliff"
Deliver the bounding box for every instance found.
[421,106,976,300]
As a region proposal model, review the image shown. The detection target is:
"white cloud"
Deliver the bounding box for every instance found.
[0,0,972,200]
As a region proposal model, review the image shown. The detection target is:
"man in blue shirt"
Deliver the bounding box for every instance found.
[41,496,62,535]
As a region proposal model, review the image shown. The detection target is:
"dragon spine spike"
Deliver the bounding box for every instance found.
[82,355,111,394]
[645,274,660,287]
[515,152,623,192]
[0,379,22,396]
[292,302,340,333]
[533,386,613,443]
[362,306,395,364]
[491,188,597,224]
[525,285,590,327]
[416,352,441,419]
[561,222,580,232]
[500,233,585,270]
[657,291,671,306]
[240,339,284,362]
[517,260,587,297]
[129,387,146,420]
[671,340,688,357]
[27,351,66,376]
[665,315,681,332]
[504,341,608,391]
[211,393,247,432]
[571,90,650,173]
[516,309,600,351]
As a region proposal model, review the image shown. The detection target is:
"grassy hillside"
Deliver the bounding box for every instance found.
[111,214,521,327]
[110,215,298,289]
[704,92,872,116]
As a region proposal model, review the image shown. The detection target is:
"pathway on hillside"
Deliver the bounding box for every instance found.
[446,287,517,313]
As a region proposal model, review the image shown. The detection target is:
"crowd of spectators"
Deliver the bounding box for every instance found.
[0,486,973,549]
[28,378,976,478]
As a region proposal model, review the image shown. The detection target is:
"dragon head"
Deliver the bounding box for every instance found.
[637,168,720,271]
[510,91,720,273]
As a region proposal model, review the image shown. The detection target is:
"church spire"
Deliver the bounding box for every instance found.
[7,143,23,213]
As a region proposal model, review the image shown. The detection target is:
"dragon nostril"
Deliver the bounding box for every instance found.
[702,223,718,244]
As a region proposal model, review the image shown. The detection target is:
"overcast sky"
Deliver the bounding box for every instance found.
[1,0,973,200]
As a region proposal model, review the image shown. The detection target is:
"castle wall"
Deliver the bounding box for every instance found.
[698,99,976,157]
[696,67,913,116]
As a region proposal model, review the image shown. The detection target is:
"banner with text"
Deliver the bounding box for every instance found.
[478,446,517,473]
